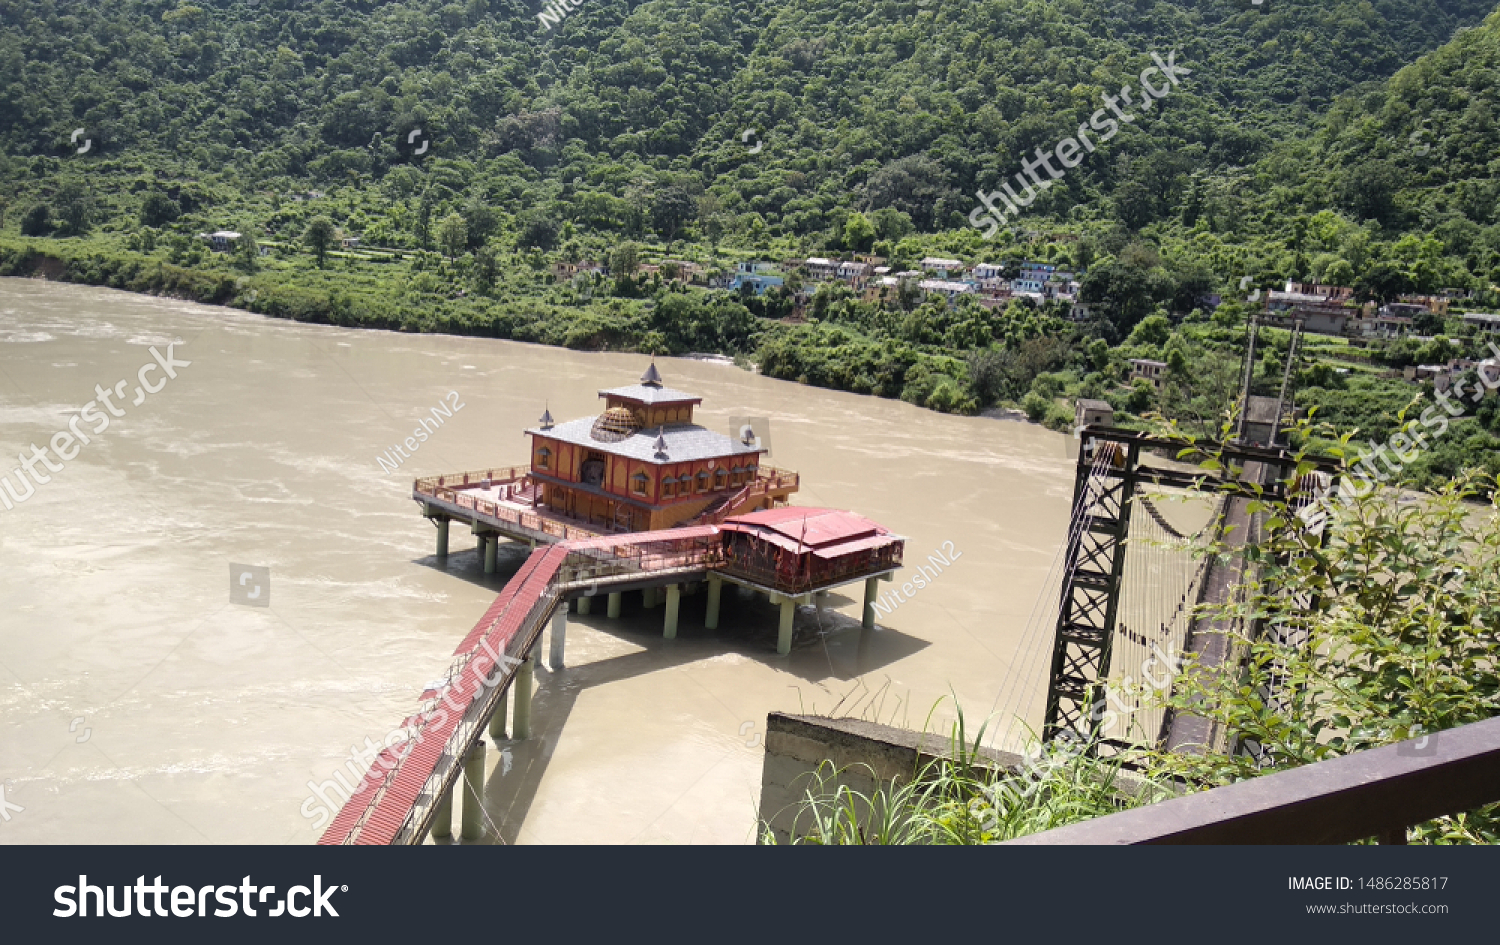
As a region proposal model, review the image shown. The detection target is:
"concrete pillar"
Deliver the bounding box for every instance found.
[435,518,449,558]
[663,584,681,639]
[484,535,498,574]
[461,741,486,842]
[488,689,509,740]
[607,592,622,619]
[815,591,827,615]
[577,595,591,615]
[431,782,454,840]
[777,595,796,655]
[705,574,722,630]
[528,538,536,550]
[550,607,567,669]
[513,657,534,740]
[643,586,658,609]
[863,576,880,630]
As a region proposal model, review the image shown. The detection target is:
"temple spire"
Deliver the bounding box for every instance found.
[641,360,663,388]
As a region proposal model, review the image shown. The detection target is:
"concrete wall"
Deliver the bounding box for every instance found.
[757,712,1024,844]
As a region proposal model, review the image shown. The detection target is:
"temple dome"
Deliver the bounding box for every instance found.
[590,406,641,442]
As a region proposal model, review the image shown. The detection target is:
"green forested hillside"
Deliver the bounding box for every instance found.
[2,0,1499,475]
[1,0,1492,245]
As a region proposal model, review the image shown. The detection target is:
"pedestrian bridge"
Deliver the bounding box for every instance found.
[318,508,903,845]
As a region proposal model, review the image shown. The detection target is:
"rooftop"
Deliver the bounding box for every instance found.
[720,507,901,559]
[598,384,703,406]
[528,417,762,465]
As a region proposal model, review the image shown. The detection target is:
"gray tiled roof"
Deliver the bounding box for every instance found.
[527,417,764,464]
[597,384,703,405]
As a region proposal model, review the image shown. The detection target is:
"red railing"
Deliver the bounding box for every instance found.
[322,528,726,845]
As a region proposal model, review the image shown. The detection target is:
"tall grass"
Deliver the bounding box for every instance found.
[765,710,1171,845]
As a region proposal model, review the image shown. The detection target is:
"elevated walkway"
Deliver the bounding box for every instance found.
[320,509,903,845]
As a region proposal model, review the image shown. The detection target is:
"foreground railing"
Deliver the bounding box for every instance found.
[1006,716,1500,845]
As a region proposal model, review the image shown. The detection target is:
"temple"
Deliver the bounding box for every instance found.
[524,363,798,532]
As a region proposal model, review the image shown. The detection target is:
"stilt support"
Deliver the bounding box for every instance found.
[607,592,622,619]
[663,584,681,639]
[863,576,880,630]
[777,595,796,655]
[435,518,449,559]
[484,535,498,574]
[513,656,534,740]
[577,595,592,615]
[705,574,722,630]
[461,741,486,842]
[431,782,453,840]
[550,606,567,669]
[488,690,509,740]
[643,587,658,609]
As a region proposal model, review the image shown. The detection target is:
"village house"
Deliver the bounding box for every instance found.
[1461,313,1500,335]
[862,276,902,305]
[730,261,784,296]
[837,261,873,285]
[805,257,839,280]
[552,260,604,282]
[1357,312,1414,339]
[1284,282,1355,302]
[1075,399,1115,430]
[1261,283,1354,336]
[1397,294,1450,316]
[920,257,964,279]
[917,279,975,305]
[1129,358,1168,388]
[198,230,241,252]
[1405,358,1500,395]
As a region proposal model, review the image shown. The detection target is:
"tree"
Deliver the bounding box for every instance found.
[610,242,640,277]
[1354,261,1414,303]
[235,231,260,273]
[651,187,695,243]
[861,155,949,231]
[461,197,497,249]
[139,191,180,228]
[19,203,51,236]
[473,245,498,292]
[843,212,876,253]
[517,212,558,250]
[1338,160,1401,226]
[871,207,914,243]
[50,181,92,236]
[303,217,336,268]
[1114,180,1157,231]
[436,213,468,258]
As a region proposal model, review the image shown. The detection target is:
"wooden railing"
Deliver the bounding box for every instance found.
[1005,716,1500,845]
[414,466,531,495]
[692,466,801,526]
